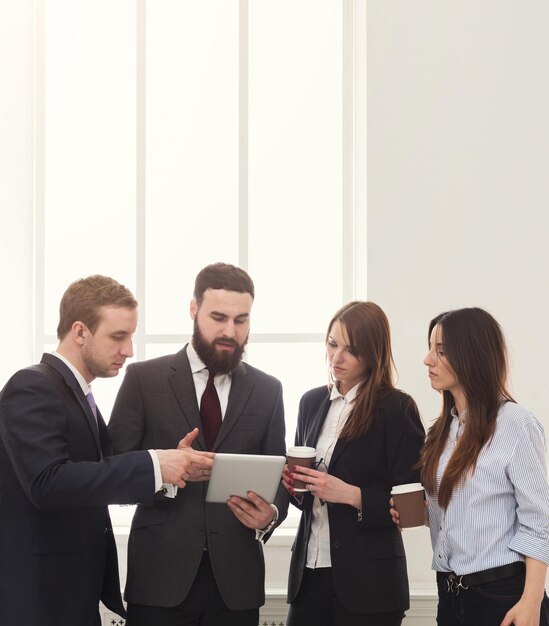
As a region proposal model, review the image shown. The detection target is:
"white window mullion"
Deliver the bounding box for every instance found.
[342,0,355,304]
[354,0,367,300]
[136,0,147,361]
[239,0,249,271]
[34,0,46,362]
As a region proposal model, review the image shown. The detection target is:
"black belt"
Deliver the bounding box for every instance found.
[437,561,525,594]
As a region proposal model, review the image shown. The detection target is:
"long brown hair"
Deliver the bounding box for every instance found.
[328,301,396,439]
[420,308,514,508]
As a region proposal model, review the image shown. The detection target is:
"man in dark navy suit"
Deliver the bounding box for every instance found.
[0,275,213,626]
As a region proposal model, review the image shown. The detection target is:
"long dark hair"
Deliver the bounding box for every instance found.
[327,301,396,439]
[420,307,514,508]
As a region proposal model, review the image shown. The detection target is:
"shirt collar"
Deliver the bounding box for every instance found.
[330,381,361,403]
[450,405,467,423]
[187,342,207,374]
[51,351,91,396]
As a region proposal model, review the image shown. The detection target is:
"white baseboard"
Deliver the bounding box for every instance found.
[258,592,437,626]
[102,592,438,626]
[107,527,438,625]
[101,611,125,626]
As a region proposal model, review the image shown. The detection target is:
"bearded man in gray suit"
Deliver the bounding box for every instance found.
[108,262,287,626]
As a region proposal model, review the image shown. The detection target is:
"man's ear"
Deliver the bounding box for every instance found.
[190,299,198,321]
[72,321,87,345]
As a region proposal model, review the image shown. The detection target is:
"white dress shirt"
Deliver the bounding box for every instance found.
[305,382,359,569]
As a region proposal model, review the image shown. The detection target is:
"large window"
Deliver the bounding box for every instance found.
[35,0,367,525]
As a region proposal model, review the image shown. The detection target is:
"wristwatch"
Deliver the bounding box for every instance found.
[255,504,279,542]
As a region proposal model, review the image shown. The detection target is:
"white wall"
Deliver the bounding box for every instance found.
[0,0,34,386]
[367,0,549,587]
[2,2,548,614]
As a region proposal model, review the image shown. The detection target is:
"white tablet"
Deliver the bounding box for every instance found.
[205,453,286,503]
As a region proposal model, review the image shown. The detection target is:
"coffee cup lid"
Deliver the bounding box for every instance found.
[287,446,316,457]
[391,483,424,495]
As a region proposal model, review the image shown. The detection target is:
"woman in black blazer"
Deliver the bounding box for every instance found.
[283,301,425,626]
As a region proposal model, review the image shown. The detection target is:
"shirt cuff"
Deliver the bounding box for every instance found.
[255,504,279,542]
[148,450,163,493]
[509,531,549,566]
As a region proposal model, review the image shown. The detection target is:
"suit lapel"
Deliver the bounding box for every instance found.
[307,394,332,448]
[329,434,352,469]
[213,362,253,450]
[73,393,104,459]
[305,390,352,469]
[167,348,206,450]
[40,353,103,458]
[97,410,112,456]
[327,394,356,468]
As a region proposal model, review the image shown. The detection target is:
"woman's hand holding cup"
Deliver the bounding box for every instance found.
[286,446,317,492]
[282,465,295,496]
[390,484,429,528]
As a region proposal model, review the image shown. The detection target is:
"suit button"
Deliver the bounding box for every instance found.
[199,530,205,536]
[333,540,340,549]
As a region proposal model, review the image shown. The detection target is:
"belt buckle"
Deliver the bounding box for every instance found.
[446,574,468,595]
[455,575,469,594]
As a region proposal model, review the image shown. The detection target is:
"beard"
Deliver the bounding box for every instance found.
[192,320,247,375]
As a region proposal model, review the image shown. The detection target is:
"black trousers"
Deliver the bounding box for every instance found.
[437,569,549,626]
[126,552,259,626]
[286,567,405,626]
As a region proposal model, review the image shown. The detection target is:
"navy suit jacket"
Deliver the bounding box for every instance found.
[287,386,425,614]
[0,354,155,626]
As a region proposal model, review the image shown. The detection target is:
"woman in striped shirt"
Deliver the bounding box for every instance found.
[420,307,549,626]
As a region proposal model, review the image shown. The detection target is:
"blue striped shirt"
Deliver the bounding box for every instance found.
[426,401,549,575]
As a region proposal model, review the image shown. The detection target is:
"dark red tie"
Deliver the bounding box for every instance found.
[200,371,222,450]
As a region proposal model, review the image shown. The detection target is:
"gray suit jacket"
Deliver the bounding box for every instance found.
[108,346,288,610]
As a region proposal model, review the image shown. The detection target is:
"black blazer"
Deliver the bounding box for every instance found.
[0,354,155,626]
[108,346,288,611]
[287,386,425,615]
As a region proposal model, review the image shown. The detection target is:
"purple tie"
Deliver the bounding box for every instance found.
[200,371,222,450]
[86,392,99,431]
[86,392,98,418]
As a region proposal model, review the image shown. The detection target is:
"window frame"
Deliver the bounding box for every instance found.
[33,0,368,529]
